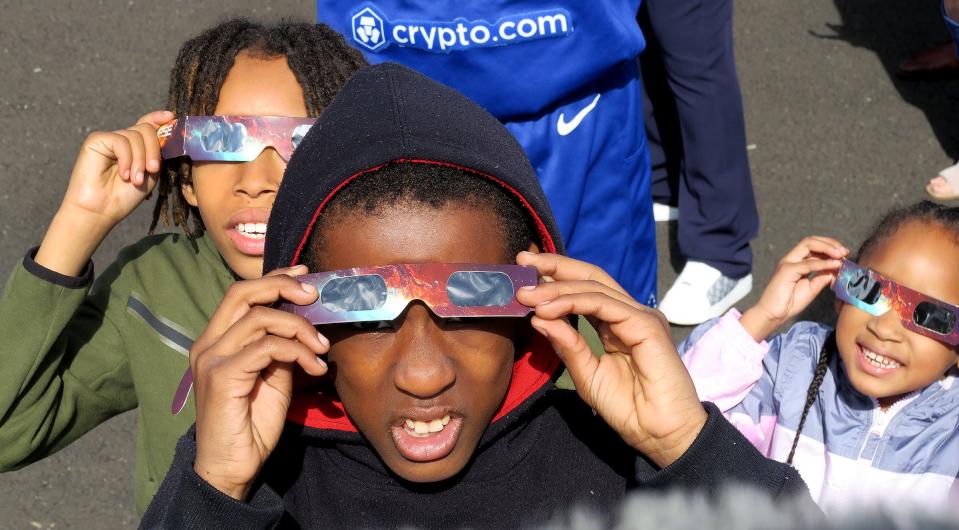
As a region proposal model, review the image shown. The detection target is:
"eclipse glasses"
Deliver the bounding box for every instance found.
[158,115,316,162]
[279,263,537,325]
[832,259,959,346]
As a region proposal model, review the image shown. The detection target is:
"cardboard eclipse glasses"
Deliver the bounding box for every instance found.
[172,263,536,415]
[832,259,959,346]
[158,115,316,162]
[279,263,537,325]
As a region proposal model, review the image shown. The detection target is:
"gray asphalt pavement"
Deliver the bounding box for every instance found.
[1,0,957,527]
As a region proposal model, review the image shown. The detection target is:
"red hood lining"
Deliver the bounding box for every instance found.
[287,333,560,431]
[286,159,560,431]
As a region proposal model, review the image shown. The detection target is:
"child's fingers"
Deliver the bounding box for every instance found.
[780,258,843,280]
[516,252,627,295]
[809,270,837,295]
[812,236,849,259]
[116,129,147,186]
[265,265,310,278]
[219,305,329,355]
[135,109,175,128]
[84,131,133,181]
[198,276,320,350]
[530,315,597,379]
[781,236,847,264]
[516,279,637,310]
[531,291,668,333]
[196,335,326,394]
[129,122,162,174]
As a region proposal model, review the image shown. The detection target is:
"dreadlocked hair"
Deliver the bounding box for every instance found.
[853,200,959,262]
[787,333,836,466]
[303,162,535,271]
[150,19,368,237]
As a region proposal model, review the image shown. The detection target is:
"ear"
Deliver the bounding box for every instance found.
[181,181,198,207]
[526,242,540,254]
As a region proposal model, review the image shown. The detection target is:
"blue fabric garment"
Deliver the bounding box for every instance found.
[679,318,959,515]
[317,0,657,304]
[945,1,959,56]
[641,0,758,278]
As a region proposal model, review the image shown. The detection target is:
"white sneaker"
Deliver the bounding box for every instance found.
[658,261,752,326]
[653,202,678,222]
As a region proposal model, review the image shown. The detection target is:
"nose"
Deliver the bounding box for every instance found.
[392,304,456,399]
[866,307,905,342]
[233,147,284,199]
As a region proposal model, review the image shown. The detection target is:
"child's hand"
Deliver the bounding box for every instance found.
[63,109,173,224]
[739,236,848,341]
[189,266,329,501]
[515,252,707,469]
[34,110,173,276]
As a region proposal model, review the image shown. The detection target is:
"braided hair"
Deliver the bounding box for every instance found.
[786,333,835,466]
[787,200,959,465]
[150,19,368,237]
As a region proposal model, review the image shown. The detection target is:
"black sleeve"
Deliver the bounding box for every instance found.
[139,427,284,530]
[633,403,817,504]
[23,246,94,288]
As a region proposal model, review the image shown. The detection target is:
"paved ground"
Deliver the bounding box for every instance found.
[0,0,956,527]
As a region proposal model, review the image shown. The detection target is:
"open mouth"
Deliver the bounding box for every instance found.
[390,413,463,463]
[857,342,903,375]
[235,222,267,240]
[225,209,271,256]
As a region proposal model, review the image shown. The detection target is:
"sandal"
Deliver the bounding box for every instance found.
[927,162,959,200]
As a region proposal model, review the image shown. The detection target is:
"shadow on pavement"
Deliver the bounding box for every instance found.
[815,0,959,159]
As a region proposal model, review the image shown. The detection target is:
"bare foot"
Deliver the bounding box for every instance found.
[927,164,959,200]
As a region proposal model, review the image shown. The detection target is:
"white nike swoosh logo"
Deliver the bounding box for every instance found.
[556,94,601,136]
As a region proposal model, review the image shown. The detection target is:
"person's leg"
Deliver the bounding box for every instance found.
[640,12,682,223]
[640,10,681,210]
[925,0,959,198]
[642,0,759,324]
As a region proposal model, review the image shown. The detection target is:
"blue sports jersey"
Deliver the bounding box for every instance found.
[317,0,657,304]
[945,1,959,56]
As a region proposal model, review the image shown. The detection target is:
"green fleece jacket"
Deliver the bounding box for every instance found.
[0,231,598,515]
[0,233,234,514]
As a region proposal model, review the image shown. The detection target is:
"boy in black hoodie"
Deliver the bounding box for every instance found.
[142,63,814,529]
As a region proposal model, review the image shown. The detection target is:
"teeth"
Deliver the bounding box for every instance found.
[863,348,901,369]
[404,415,452,437]
[236,222,268,238]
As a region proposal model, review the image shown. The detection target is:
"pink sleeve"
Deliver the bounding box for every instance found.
[683,309,769,411]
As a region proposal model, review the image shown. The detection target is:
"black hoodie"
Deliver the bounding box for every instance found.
[141,63,812,530]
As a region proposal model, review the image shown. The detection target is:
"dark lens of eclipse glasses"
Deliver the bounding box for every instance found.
[913,301,957,335]
[446,271,515,307]
[846,270,883,305]
[320,275,388,312]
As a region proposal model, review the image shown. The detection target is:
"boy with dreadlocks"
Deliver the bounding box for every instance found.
[0,19,365,513]
[678,202,959,517]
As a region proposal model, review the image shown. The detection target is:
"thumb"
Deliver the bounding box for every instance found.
[810,272,836,295]
[137,110,175,128]
[260,361,296,398]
